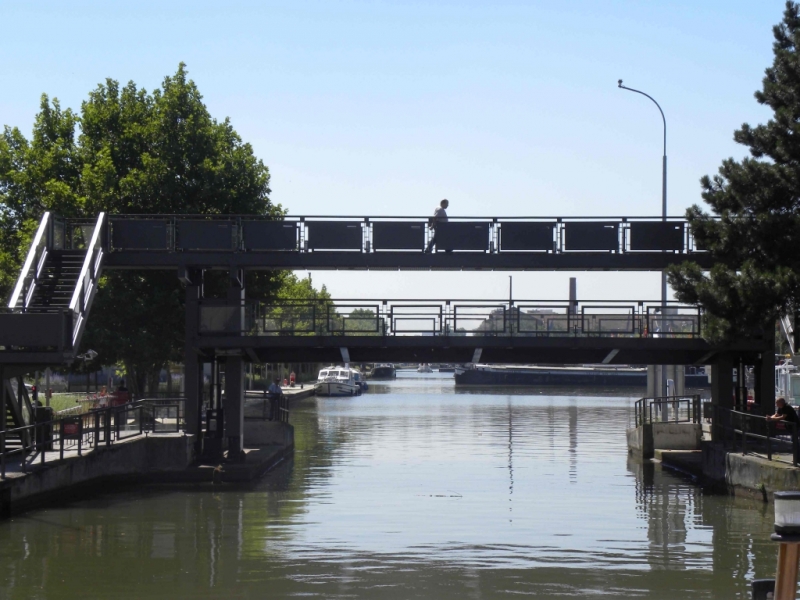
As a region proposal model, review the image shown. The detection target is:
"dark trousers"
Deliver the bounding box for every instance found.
[425,229,452,253]
[425,229,438,253]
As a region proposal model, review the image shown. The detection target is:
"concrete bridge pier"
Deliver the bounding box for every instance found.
[224,268,246,461]
[225,355,245,460]
[647,365,685,399]
[183,268,203,440]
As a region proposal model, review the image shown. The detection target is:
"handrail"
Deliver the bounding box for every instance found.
[780,315,795,357]
[8,212,50,310]
[68,212,105,313]
[634,395,701,427]
[713,405,800,467]
[0,398,188,478]
[68,212,105,347]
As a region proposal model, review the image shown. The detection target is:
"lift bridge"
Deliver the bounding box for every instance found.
[0,212,771,455]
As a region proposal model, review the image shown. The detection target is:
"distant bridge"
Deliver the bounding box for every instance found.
[194,297,760,365]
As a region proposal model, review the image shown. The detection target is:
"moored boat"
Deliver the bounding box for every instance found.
[417,363,433,373]
[315,366,361,396]
[454,364,710,388]
[370,364,396,380]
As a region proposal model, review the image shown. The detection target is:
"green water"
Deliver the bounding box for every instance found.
[0,374,780,599]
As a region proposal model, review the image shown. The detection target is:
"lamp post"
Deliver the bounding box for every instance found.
[618,79,668,398]
[754,491,800,599]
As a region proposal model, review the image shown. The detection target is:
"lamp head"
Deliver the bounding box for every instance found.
[618,79,623,87]
[774,491,800,535]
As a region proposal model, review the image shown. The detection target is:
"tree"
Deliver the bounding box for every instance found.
[0,64,284,395]
[668,2,800,342]
[258,274,335,335]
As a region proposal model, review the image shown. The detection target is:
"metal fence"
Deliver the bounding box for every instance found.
[712,405,800,467]
[634,395,702,427]
[0,397,186,478]
[244,392,290,423]
[200,298,702,339]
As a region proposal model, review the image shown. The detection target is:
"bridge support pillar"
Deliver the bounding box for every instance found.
[647,365,685,399]
[225,355,245,460]
[756,327,776,415]
[184,270,203,440]
[224,268,246,461]
[711,354,734,441]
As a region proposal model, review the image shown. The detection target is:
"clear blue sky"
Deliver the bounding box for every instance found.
[0,1,786,301]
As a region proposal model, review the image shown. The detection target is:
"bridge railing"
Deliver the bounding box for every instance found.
[99,214,705,255]
[634,395,701,427]
[198,298,702,338]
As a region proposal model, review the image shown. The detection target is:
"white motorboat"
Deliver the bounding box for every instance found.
[417,363,433,373]
[315,366,361,397]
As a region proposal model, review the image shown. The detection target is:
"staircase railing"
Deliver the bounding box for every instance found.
[7,212,51,312]
[68,212,106,348]
[781,314,795,359]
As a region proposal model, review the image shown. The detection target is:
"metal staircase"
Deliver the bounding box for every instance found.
[26,249,86,313]
[1,211,106,357]
[2,378,31,452]
[0,212,106,445]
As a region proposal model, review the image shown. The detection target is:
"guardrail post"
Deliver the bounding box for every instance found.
[742,416,748,456]
[793,423,800,467]
[767,421,773,461]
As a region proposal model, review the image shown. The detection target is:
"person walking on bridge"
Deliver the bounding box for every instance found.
[425,199,449,253]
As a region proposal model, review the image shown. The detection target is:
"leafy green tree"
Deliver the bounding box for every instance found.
[668,2,800,342]
[258,274,335,335]
[0,64,285,394]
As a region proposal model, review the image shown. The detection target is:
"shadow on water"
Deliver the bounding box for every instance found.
[0,376,778,599]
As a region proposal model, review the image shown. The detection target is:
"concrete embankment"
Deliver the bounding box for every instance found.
[628,421,800,499]
[0,421,295,517]
[649,444,800,501]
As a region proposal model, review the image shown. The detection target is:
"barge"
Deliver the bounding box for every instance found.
[454,364,710,388]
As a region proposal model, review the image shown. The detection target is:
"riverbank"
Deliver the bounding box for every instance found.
[0,423,295,517]
[652,444,800,501]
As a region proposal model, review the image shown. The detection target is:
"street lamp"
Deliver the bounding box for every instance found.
[618,79,668,397]
[755,491,800,600]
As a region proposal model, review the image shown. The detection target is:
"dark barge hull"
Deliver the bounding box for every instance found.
[370,366,397,379]
[454,368,709,388]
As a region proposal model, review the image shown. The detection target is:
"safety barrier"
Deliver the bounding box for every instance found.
[0,397,186,478]
[712,405,800,467]
[103,214,705,255]
[200,298,702,339]
[634,395,701,427]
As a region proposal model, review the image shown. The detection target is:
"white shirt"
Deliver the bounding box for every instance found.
[432,206,448,227]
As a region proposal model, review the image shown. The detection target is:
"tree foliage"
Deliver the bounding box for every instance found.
[0,64,286,394]
[668,2,800,342]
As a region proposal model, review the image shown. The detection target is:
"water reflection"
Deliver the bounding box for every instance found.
[0,374,780,599]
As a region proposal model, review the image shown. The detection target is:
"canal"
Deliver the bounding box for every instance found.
[0,373,781,598]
